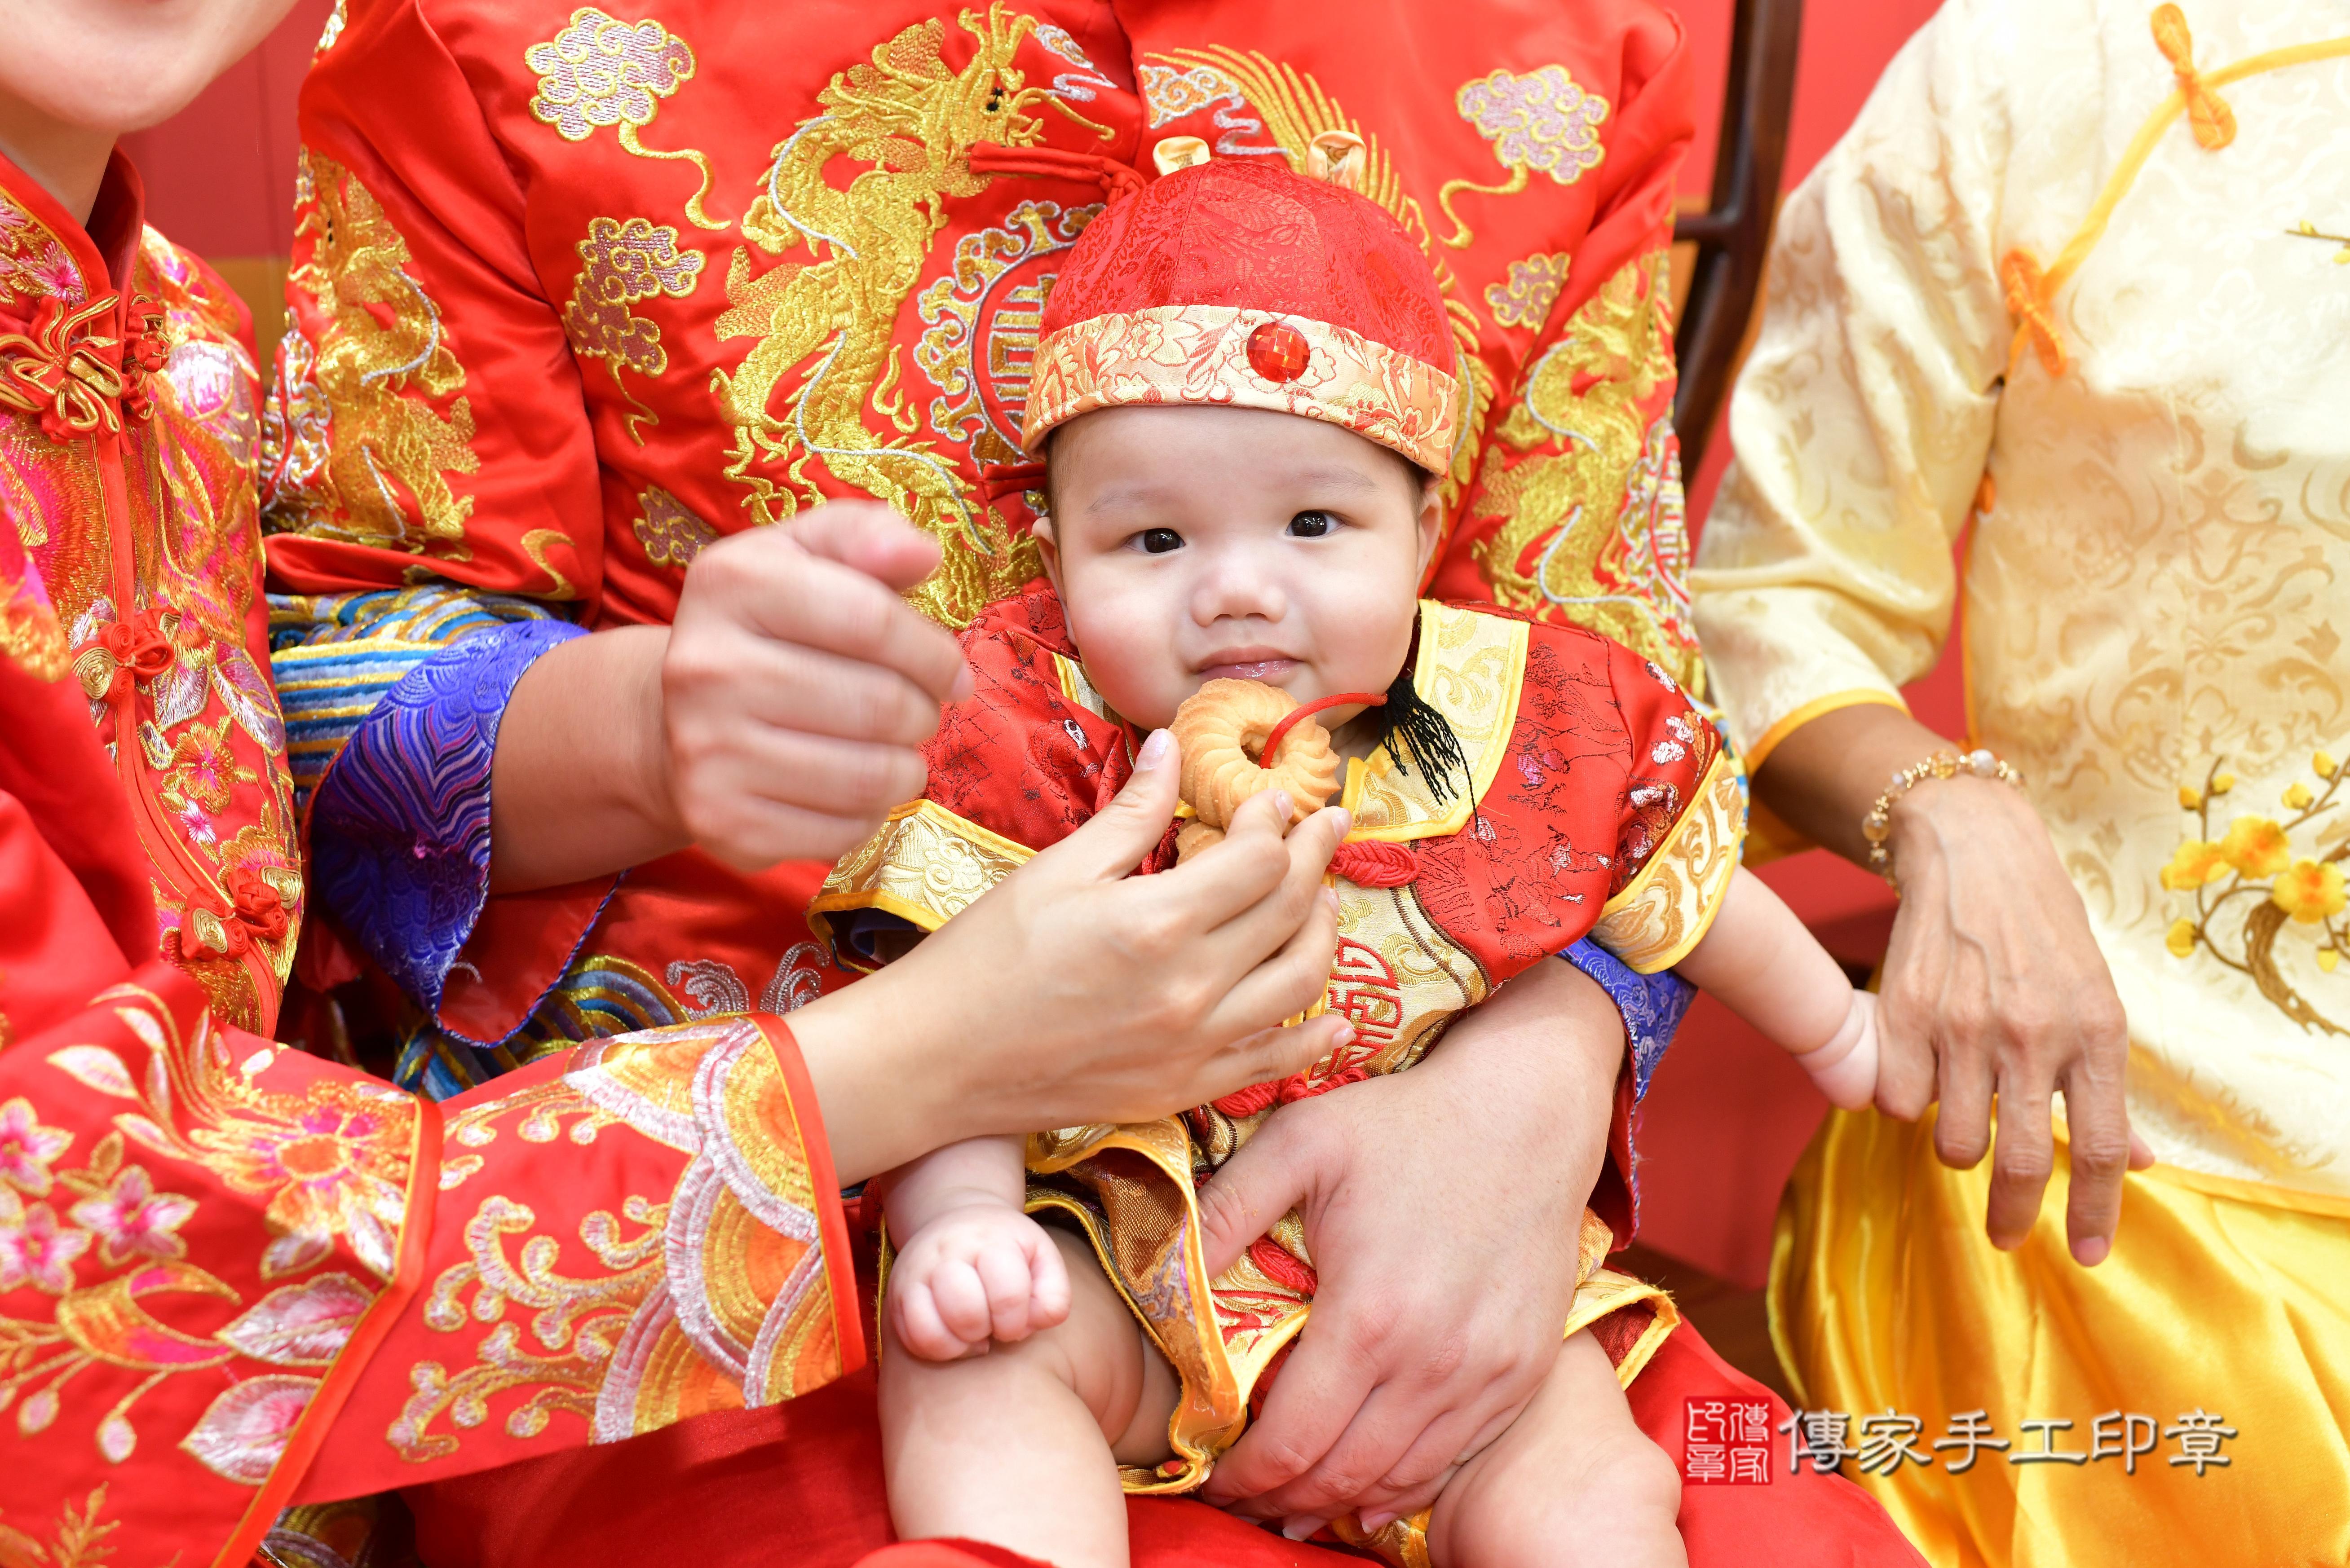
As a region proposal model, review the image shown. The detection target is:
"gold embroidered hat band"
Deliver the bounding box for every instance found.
[1009,151,1463,476]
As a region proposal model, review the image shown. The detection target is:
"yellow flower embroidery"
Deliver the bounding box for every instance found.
[2317,750,2339,780]
[2272,859,2347,925]
[2160,839,2232,890]
[2178,784,2203,810]
[2284,781,2316,810]
[2219,816,2291,879]
[2166,918,2198,958]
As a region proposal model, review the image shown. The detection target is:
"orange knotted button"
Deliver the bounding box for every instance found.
[1245,321,1311,384]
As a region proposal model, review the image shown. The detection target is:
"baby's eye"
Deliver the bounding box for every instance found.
[1138,528,1184,555]
[1287,510,1336,538]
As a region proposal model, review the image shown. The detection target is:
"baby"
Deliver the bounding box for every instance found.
[813,157,1877,1568]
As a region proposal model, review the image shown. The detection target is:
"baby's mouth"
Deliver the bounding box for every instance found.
[1197,655,1301,683]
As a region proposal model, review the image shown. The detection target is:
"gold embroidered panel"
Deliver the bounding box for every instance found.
[1592,751,1745,973]
[1343,601,1527,841]
[395,1017,844,1464]
[806,800,1037,955]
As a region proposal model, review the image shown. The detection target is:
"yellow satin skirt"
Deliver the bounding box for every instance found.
[1770,1108,2350,1568]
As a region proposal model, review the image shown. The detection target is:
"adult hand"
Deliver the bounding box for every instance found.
[1192,959,1622,1535]
[792,730,1354,1184]
[1754,704,2151,1267]
[490,502,969,890]
[659,503,971,869]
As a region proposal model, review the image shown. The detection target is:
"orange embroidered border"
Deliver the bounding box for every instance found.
[1023,305,1461,472]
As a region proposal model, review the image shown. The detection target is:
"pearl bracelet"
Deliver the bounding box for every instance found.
[1862,748,2024,885]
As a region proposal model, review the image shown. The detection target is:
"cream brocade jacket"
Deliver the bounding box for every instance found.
[1692,0,2350,1195]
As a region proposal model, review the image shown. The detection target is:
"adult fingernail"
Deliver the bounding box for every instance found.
[1268,789,1293,821]
[950,662,975,702]
[1280,1517,1326,1542]
[1330,807,1351,836]
[1137,729,1171,771]
[1321,886,1341,912]
[2072,1235,2110,1267]
[1360,1513,1395,1533]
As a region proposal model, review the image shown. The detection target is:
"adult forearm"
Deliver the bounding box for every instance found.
[1754,701,1975,866]
[488,625,684,893]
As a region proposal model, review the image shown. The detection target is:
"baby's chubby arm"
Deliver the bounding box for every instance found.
[882,1136,1072,1361]
[1674,868,1880,1109]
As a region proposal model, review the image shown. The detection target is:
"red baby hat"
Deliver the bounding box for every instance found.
[1019,155,1461,473]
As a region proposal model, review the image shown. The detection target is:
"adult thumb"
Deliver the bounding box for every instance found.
[1043,729,1180,883]
[1195,1119,1316,1278]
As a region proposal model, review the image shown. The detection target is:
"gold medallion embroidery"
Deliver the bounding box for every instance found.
[562,217,704,445]
[525,8,726,230]
[914,199,1100,471]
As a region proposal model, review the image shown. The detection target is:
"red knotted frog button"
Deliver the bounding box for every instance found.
[1245,320,1311,384]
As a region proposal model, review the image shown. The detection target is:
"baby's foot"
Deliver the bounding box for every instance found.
[890,1202,1073,1361]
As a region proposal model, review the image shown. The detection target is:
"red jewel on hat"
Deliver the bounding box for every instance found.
[1246,321,1311,384]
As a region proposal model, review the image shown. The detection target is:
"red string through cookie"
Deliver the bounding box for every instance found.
[1260,690,1384,763]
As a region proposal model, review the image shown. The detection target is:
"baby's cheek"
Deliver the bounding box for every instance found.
[1066,595,1187,729]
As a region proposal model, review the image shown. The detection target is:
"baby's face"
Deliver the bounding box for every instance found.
[1037,405,1442,733]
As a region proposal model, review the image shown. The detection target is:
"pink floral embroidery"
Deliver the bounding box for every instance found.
[68,1164,197,1266]
[0,1192,92,1294]
[0,1097,71,1196]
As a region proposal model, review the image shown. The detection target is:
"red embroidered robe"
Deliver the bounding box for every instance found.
[0,150,854,1567]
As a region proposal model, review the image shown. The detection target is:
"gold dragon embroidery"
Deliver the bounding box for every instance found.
[711,4,1105,627]
[1466,250,1699,690]
[275,151,481,557]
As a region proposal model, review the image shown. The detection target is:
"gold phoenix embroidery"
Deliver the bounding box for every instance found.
[713,4,1104,628]
[278,151,481,555]
[563,216,704,445]
[1440,65,1612,248]
[1468,250,1700,691]
[525,8,726,230]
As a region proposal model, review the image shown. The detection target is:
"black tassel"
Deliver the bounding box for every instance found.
[1374,665,1471,806]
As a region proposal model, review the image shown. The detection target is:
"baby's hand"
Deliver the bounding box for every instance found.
[1791,988,1881,1111]
[888,1202,1072,1361]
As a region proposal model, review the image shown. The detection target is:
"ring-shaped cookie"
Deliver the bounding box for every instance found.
[1169,678,1343,829]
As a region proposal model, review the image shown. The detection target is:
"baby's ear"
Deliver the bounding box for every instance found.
[1030,515,1065,594]
[1413,471,1445,577]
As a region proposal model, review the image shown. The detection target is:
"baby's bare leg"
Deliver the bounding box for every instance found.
[1426,1328,1686,1568]
[880,1227,1180,1568]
